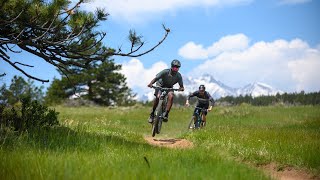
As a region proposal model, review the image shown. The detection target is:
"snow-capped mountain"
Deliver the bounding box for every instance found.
[182,74,283,99]
[183,74,236,99]
[140,74,283,101]
[236,82,284,97]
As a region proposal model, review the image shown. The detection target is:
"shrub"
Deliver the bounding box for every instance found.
[0,97,59,132]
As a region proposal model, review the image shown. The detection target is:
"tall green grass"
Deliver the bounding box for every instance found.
[1,104,319,179]
[183,105,320,173]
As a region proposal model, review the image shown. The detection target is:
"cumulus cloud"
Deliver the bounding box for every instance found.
[120,36,320,96]
[178,42,209,60]
[77,0,252,23]
[186,35,320,92]
[288,51,320,91]
[119,58,168,95]
[179,34,249,60]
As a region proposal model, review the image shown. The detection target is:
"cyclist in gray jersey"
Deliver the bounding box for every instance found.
[147,59,184,123]
[186,85,215,126]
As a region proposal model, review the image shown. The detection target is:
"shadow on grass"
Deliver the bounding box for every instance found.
[0,125,151,152]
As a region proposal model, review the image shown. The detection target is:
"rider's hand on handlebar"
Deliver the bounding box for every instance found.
[147,84,153,88]
[179,87,184,91]
[185,100,190,107]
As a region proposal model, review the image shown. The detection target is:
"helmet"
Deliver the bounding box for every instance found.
[199,85,205,91]
[171,59,181,68]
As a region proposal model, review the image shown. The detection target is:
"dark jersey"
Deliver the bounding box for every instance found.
[188,90,215,106]
[155,69,183,88]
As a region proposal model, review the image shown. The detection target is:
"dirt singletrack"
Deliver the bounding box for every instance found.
[259,163,319,180]
[144,137,318,180]
[144,137,193,149]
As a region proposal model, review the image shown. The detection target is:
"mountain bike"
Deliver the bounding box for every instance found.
[188,107,207,130]
[151,86,179,137]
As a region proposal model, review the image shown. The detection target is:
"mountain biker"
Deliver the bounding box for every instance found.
[185,85,215,127]
[147,59,184,123]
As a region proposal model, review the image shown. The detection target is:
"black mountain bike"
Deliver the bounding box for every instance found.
[188,107,207,130]
[151,86,179,137]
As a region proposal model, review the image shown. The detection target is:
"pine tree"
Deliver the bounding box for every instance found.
[1,0,170,83]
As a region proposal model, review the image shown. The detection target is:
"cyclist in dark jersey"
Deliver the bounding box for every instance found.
[147,59,184,123]
[185,85,214,127]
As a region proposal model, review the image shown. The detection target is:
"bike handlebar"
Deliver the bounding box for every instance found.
[151,86,180,91]
[194,106,208,112]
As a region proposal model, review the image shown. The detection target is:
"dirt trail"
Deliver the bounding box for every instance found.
[144,137,318,180]
[144,137,193,149]
[260,163,319,180]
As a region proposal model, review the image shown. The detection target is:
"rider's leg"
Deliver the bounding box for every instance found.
[163,92,174,121]
[202,114,207,126]
[151,89,160,114]
[166,92,174,113]
[202,114,206,122]
[201,107,208,127]
[151,97,159,114]
[148,95,159,123]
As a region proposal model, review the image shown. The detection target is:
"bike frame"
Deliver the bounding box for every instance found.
[151,86,179,137]
[188,107,207,129]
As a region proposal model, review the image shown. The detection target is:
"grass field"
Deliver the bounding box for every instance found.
[1,104,319,179]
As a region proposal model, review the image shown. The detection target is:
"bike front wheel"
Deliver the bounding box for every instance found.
[152,118,158,137]
[152,99,164,136]
[188,116,195,130]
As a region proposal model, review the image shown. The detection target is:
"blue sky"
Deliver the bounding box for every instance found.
[1,0,319,97]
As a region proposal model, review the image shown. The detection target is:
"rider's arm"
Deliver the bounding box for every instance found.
[147,78,157,87]
[185,99,190,106]
[178,73,184,91]
[185,92,196,106]
[148,70,167,87]
[207,92,215,111]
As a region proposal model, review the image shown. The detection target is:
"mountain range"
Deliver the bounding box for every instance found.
[183,74,283,99]
[140,74,283,101]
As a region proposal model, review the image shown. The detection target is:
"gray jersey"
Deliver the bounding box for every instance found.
[155,69,183,88]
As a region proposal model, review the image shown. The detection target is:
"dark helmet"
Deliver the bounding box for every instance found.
[171,59,181,68]
[199,85,205,91]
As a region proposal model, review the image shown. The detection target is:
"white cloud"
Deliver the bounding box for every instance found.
[178,42,208,60]
[179,34,249,60]
[119,58,168,94]
[288,51,320,92]
[187,35,320,92]
[78,0,253,23]
[207,34,250,57]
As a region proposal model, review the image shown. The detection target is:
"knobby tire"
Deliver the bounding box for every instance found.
[152,99,164,137]
[155,99,164,134]
[152,118,158,137]
[188,116,195,130]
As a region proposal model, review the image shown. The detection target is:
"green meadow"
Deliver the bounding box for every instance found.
[1,105,319,179]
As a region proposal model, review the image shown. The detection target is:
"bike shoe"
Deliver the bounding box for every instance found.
[162,112,169,122]
[148,113,154,123]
